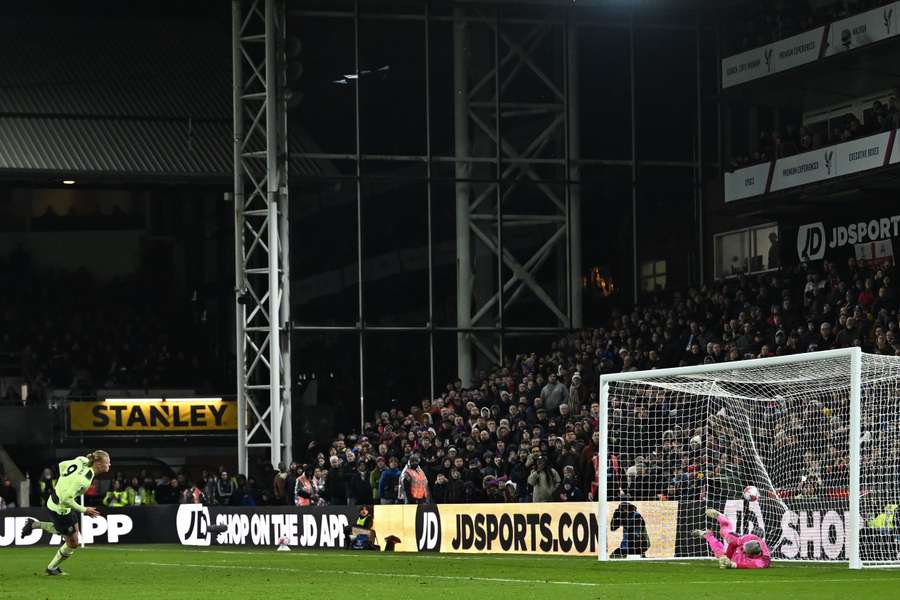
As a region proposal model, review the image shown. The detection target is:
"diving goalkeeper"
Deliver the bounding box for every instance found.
[21,450,111,576]
[693,508,771,569]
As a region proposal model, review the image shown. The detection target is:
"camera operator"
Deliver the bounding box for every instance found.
[527,454,560,503]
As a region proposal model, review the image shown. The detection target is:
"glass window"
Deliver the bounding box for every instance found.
[714,223,778,280]
[752,224,779,271]
[640,260,667,292]
[715,230,749,279]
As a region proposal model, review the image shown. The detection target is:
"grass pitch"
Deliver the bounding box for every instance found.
[1,545,899,600]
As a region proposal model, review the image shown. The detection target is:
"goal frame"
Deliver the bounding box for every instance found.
[597,347,863,569]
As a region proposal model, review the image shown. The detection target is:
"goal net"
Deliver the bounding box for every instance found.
[598,348,900,569]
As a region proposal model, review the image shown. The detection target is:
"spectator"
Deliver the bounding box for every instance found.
[124,477,142,506]
[527,455,560,502]
[568,372,586,413]
[103,479,129,507]
[37,468,53,507]
[541,372,569,415]
[369,456,386,503]
[325,456,347,505]
[214,471,235,505]
[273,462,287,505]
[140,478,157,505]
[0,477,17,508]
[378,457,401,504]
[348,461,373,505]
[181,480,204,504]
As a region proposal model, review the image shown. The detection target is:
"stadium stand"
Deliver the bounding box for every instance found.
[18,257,893,508]
[726,0,895,54]
[0,247,216,405]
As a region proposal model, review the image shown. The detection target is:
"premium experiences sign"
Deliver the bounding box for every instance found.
[725,129,898,202]
[69,398,237,432]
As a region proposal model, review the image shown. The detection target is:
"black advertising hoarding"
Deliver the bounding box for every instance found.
[3,500,892,561]
[0,506,177,547]
[783,212,900,268]
[177,505,359,548]
[0,505,357,549]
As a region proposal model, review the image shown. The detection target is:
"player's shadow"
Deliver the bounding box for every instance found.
[609,502,651,558]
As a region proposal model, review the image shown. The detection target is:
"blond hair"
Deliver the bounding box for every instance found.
[85,450,110,464]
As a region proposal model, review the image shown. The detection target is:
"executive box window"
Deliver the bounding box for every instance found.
[714,223,779,279]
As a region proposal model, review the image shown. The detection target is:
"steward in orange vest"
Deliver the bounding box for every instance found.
[295,468,317,506]
[399,454,430,504]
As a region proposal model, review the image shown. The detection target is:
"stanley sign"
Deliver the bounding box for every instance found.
[69,399,237,432]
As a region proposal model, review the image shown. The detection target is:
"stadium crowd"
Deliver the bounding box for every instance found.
[726,0,895,54]
[729,97,900,171]
[0,246,214,406]
[14,255,894,510]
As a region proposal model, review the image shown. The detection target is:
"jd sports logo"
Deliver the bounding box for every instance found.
[177,504,213,546]
[797,222,826,262]
[415,505,441,551]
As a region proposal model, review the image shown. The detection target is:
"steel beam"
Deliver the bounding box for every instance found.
[233,0,292,473]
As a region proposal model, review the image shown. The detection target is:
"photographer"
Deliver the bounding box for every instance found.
[343,505,375,550]
[527,454,560,503]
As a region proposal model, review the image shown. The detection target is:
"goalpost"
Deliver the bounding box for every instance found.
[598,347,900,569]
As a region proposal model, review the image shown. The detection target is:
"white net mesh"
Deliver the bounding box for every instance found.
[601,351,900,567]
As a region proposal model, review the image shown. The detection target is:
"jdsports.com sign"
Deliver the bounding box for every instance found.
[377,501,678,557]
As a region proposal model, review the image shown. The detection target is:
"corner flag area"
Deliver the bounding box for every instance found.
[2,546,900,600]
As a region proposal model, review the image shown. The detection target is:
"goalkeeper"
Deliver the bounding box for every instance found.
[20,450,111,576]
[693,508,771,569]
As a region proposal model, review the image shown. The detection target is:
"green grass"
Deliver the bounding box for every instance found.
[2,545,899,600]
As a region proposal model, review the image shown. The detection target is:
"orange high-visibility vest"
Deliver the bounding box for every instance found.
[407,468,427,500]
[296,478,312,506]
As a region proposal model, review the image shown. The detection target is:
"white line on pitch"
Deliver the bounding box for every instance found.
[124,561,601,587]
[124,560,900,587]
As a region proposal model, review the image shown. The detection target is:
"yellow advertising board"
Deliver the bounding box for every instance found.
[373,501,678,557]
[69,399,237,432]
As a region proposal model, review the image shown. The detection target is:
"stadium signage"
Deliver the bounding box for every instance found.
[723,162,770,202]
[795,214,900,262]
[723,2,900,87]
[0,510,141,546]
[69,398,237,432]
[176,505,358,548]
[720,499,851,560]
[826,3,898,56]
[779,509,851,560]
[722,27,824,88]
[203,506,357,549]
[724,130,898,202]
[376,501,678,558]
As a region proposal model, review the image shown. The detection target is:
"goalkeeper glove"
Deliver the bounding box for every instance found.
[718,556,736,569]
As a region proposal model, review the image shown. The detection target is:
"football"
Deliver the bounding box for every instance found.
[743,485,760,502]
